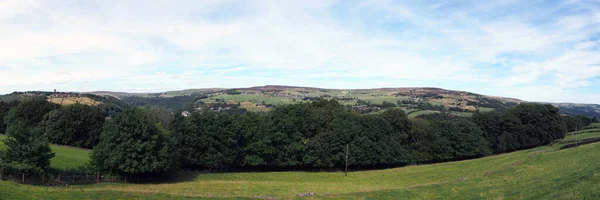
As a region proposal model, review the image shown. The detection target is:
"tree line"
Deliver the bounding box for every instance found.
[0,97,581,180]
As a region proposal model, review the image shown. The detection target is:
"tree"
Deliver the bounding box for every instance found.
[3,97,59,126]
[473,111,523,153]
[430,119,491,161]
[2,122,54,172]
[43,104,105,148]
[562,115,584,132]
[144,105,174,130]
[408,118,437,163]
[235,112,270,167]
[511,103,566,146]
[173,111,240,169]
[92,108,175,175]
[0,101,16,134]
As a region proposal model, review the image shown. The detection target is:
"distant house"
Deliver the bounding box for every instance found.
[181,111,191,117]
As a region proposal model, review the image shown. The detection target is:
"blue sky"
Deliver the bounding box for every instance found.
[0,0,599,103]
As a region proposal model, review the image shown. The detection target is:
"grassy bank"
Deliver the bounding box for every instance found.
[1,131,599,199]
[0,134,90,169]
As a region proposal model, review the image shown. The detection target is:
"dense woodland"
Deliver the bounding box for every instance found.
[0,96,594,180]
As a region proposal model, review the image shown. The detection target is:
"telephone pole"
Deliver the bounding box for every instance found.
[345,144,348,177]
[576,126,579,147]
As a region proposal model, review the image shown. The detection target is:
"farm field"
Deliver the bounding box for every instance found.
[0,135,90,169]
[200,94,303,105]
[407,110,441,118]
[1,131,599,199]
[47,97,101,106]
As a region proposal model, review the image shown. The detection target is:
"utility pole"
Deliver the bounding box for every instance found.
[345,144,349,177]
[576,126,579,147]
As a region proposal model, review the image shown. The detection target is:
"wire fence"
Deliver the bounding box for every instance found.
[0,168,128,185]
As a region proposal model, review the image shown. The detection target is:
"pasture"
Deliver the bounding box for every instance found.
[0,134,90,169]
[407,110,441,118]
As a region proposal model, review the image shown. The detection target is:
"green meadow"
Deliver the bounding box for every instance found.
[0,134,90,170]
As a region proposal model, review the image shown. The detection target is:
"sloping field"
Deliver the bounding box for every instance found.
[1,132,599,199]
[47,97,101,106]
[0,135,90,169]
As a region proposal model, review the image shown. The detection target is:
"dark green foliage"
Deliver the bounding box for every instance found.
[236,112,269,167]
[430,119,491,161]
[144,106,174,129]
[511,103,566,145]
[474,103,567,154]
[0,98,56,173]
[122,96,204,111]
[191,112,239,169]
[473,111,523,153]
[3,96,59,126]
[2,122,55,172]
[43,104,105,149]
[92,108,175,175]
[170,100,565,171]
[407,118,437,163]
[171,111,242,169]
[576,115,593,126]
[0,101,18,134]
[562,115,591,132]
[472,97,512,112]
[563,116,583,132]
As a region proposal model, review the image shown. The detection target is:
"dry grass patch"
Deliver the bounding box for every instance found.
[48,97,101,106]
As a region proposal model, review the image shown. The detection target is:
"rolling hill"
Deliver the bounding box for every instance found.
[89,85,600,118]
[2,86,599,118]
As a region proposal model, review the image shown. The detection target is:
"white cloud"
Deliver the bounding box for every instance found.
[0,0,599,103]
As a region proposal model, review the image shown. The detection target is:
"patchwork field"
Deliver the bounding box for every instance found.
[1,131,599,199]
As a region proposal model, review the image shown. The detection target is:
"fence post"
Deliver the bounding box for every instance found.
[58,174,61,184]
[42,174,45,184]
[0,167,3,180]
[73,175,75,184]
[22,173,24,184]
[96,172,99,183]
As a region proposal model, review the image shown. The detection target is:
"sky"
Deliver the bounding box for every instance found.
[0,0,599,103]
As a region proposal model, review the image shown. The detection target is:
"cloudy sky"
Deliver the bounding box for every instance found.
[1,0,599,103]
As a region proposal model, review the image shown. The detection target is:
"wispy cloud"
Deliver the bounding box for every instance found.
[0,0,599,103]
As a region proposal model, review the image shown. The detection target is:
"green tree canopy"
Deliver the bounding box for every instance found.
[92,108,175,175]
[2,122,54,172]
[3,97,59,126]
[43,104,105,149]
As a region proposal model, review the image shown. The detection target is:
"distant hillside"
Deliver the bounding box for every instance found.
[4,86,598,118]
[82,85,599,118]
[0,91,128,116]
[548,103,600,118]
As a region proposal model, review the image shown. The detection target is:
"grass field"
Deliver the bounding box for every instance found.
[201,92,407,108]
[0,135,90,169]
[2,131,599,199]
[407,110,441,118]
[583,123,600,130]
[478,107,495,112]
[47,97,101,106]
[201,94,303,105]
